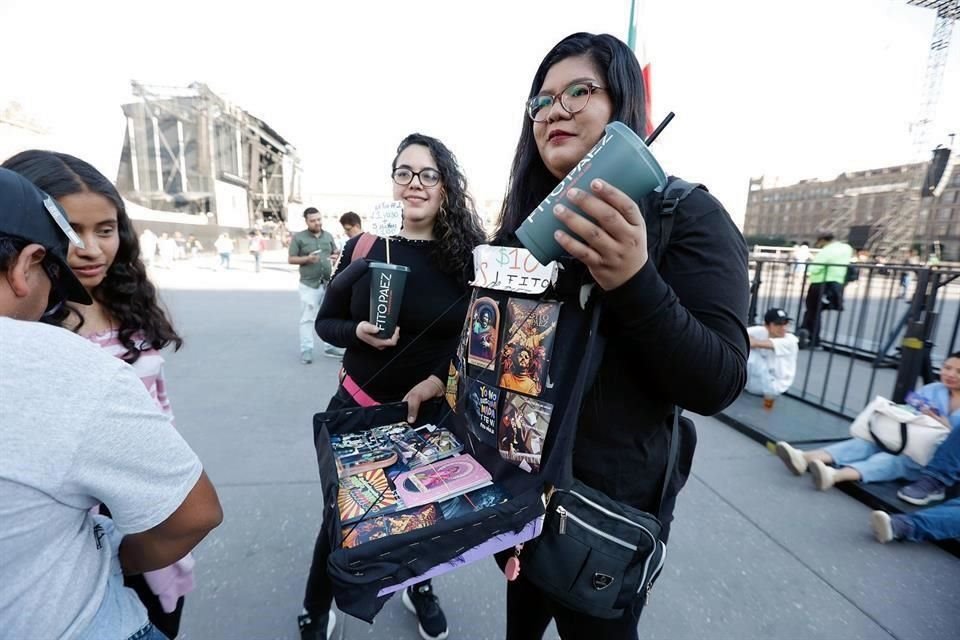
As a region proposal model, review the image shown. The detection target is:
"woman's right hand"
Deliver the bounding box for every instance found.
[355,322,399,350]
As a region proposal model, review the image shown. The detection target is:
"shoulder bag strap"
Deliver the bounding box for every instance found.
[351,232,378,263]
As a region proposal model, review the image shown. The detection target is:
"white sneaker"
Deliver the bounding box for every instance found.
[774,441,808,475]
[870,511,894,543]
[809,460,837,491]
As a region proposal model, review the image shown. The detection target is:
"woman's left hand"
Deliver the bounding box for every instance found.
[552,179,649,291]
[403,375,445,424]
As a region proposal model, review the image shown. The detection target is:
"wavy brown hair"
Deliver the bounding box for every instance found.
[393,133,487,276]
[3,150,182,363]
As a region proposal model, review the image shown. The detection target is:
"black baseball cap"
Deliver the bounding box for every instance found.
[764,308,791,325]
[0,168,92,305]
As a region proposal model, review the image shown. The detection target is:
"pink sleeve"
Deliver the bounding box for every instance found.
[154,365,174,425]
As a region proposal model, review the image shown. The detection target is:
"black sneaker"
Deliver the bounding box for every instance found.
[402,583,449,640]
[298,610,335,640]
[898,476,947,506]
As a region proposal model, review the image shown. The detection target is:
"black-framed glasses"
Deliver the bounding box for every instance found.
[526,81,606,122]
[392,167,442,188]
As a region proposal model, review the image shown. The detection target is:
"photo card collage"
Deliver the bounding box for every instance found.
[453,294,562,475]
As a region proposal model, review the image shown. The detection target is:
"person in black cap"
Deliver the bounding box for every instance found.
[0,166,223,640]
[0,167,92,316]
[744,307,799,401]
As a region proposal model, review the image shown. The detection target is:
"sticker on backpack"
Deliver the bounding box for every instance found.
[496,299,560,397]
[465,381,500,448]
[468,297,500,368]
[497,392,553,474]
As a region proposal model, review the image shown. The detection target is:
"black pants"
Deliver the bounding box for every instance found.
[302,385,430,616]
[800,282,842,345]
[496,552,644,640]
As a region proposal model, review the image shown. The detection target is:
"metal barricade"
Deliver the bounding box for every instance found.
[747,258,960,419]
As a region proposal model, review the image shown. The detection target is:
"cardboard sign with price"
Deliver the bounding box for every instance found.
[470,244,557,295]
[368,201,404,237]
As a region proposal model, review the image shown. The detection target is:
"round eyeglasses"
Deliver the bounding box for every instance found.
[526,81,606,122]
[392,167,441,188]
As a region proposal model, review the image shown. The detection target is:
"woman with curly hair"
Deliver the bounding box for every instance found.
[301,133,486,640]
[2,150,190,639]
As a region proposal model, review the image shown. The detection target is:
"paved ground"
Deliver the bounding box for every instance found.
[151,253,960,640]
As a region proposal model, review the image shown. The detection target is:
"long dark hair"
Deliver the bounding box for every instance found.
[2,150,183,362]
[494,32,648,243]
[393,133,486,275]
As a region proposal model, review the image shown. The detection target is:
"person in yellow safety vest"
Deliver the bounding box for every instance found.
[798,231,854,349]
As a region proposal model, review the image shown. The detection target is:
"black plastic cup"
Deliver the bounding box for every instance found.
[516,121,668,266]
[368,262,410,338]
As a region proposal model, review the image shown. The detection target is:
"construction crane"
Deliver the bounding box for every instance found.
[907,1,959,160]
[862,1,958,258]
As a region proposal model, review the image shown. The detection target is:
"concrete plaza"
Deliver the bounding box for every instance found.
[149,252,960,640]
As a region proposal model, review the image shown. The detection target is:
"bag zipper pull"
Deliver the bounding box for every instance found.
[556,506,567,534]
[504,543,523,581]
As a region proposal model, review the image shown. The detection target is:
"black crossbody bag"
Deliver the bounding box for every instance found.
[520,412,679,618]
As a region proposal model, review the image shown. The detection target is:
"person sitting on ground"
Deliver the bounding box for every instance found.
[0,168,223,640]
[870,499,960,544]
[745,307,798,400]
[871,420,960,543]
[774,351,960,490]
[898,406,960,505]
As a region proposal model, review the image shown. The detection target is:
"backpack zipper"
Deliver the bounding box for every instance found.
[555,505,637,551]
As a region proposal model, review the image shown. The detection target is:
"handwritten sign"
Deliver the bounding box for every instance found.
[368,201,404,237]
[470,244,558,295]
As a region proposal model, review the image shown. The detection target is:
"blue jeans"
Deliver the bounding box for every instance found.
[825,438,925,483]
[899,497,960,541]
[922,425,960,487]
[127,622,169,640]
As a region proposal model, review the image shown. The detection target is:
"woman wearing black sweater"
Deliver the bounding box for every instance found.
[298,133,486,640]
[491,33,750,639]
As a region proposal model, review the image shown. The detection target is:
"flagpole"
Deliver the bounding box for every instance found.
[627,0,654,137]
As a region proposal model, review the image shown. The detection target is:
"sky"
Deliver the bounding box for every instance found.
[1,0,958,227]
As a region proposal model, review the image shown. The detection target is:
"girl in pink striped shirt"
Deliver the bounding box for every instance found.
[4,150,190,639]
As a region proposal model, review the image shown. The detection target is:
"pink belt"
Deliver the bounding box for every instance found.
[341,371,380,408]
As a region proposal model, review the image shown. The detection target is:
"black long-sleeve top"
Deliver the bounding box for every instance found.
[574,187,749,512]
[316,235,469,403]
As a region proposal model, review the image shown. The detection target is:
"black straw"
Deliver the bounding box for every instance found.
[644,112,675,145]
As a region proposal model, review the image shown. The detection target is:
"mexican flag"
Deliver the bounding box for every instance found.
[627,0,654,137]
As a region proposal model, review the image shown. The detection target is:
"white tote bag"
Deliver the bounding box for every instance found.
[849,395,950,465]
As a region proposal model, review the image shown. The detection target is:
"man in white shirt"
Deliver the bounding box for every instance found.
[0,168,222,640]
[745,307,800,399]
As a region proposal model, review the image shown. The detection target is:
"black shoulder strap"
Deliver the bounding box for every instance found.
[654,177,701,518]
[655,177,704,268]
[657,410,680,519]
